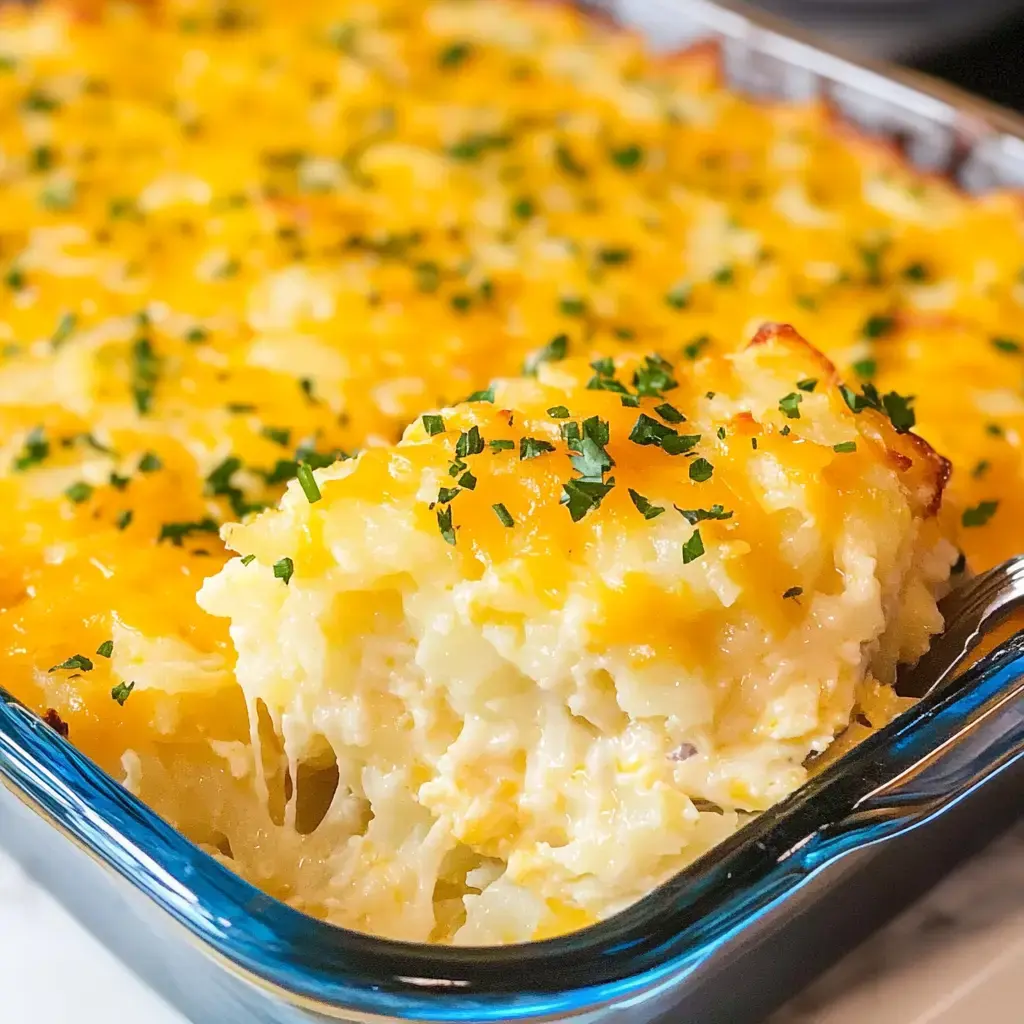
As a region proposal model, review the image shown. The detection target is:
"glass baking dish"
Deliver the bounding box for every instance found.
[3,2,1024,1021]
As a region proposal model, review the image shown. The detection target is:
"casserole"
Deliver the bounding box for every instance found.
[2,0,1024,1019]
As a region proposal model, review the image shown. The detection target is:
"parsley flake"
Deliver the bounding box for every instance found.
[240,554,256,566]
[628,489,665,520]
[609,143,643,170]
[458,470,477,490]
[489,439,515,452]
[96,641,113,658]
[138,451,162,472]
[65,481,93,504]
[992,336,1021,355]
[681,529,705,564]
[13,426,48,471]
[666,284,691,310]
[524,333,568,375]
[262,426,291,447]
[520,436,556,460]
[116,509,133,530]
[438,41,472,69]
[111,681,135,706]
[962,501,998,528]
[464,387,495,403]
[561,477,614,522]
[852,358,877,379]
[273,556,295,583]
[49,654,93,673]
[833,441,857,453]
[796,378,818,393]
[559,296,586,317]
[654,403,685,423]
[456,426,485,458]
[422,414,445,436]
[862,314,895,339]
[547,406,570,419]
[675,504,732,524]
[437,505,456,545]
[688,458,714,482]
[778,392,803,419]
[130,337,160,415]
[972,459,991,479]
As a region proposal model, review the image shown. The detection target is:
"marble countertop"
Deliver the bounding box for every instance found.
[1,821,1021,1024]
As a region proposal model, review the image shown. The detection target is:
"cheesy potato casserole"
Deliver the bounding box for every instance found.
[0,0,1016,942]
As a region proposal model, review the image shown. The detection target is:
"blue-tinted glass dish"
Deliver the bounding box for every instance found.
[3,3,1024,1021]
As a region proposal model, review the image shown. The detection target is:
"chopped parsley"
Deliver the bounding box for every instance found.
[96,640,113,658]
[862,314,895,339]
[130,336,160,415]
[852,358,877,379]
[437,505,456,545]
[455,426,485,458]
[447,132,511,162]
[262,426,292,447]
[628,489,665,520]
[609,143,643,170]
[559,296,586,317]
[833,441,857,453]
[273,556,295,583]
[492,502,515,527]
[13,426,48,471]
[296,463,322,503]
[962,501,998,528]
[512,196,535,220]
[523,333,568,375]
[50,312,76,347]
[676,504,732,524]
[240,554,256,566]
[158,519,219,545]
[628,413,699,453]
[655,402,685,423]
[489,438,515,452]
[717,426,726,440]
[554,142,586,178]
[991,336,1021,354]
[783,586,803,600]
[422,414,445,436]
[561,477,614,522]
[681,529,705,564]
[633,354,677,398]
[111,681,135,706]
[547,405,570,419]
[666,284,691,310]
[596,247,632,266]
[458,470,477,490]
[796,378,818,393]
[902,261,929,282]
[464,387,495,403]
[972,459,991,479]
[778,392,803,419]
[438,41,472,69]
[4,266,25,291]
[711,265,734,286]
[64,481,93,504]
[437,486,460,504]
[185,325,208,344]
[138,451,162,472]
[840,382,916,433]
[116,509,133,530]
[49,654,93,673]
[688,458,714,482]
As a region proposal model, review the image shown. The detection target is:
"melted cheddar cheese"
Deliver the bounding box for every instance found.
[0,0,1005,941]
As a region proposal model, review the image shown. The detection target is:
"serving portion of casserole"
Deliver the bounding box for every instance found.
[0,0,1015,942]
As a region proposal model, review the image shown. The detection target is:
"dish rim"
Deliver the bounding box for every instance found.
[3,0,1024,1019]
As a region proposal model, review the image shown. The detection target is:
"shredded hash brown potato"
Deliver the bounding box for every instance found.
[0,0,1015,941]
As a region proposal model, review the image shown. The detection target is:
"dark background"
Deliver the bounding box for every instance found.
[914,12,1024,111]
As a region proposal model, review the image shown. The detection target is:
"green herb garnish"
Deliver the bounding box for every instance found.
[437,505,456,545]
[296,463,321,503]
[962,501,998,528]
[492,503,515,527]
[832,441,857,453]
[456,426,485,458]
[681,529,705,564]
[158,519,219,545]
[547,406,570,418]
[13,426,48,471]
[489,439,515,452]
[796,378,818,393]
[524,333,568,375]
[688,458,714,482]
[628,489,665,520]
[778,392,803,419]
[49,654,93,673]
[422,414,445,436]
[65,481,93,504]
[520,436,556,460]
[138,451,162,472]
[273,556,295,583]
[111,681,135,706]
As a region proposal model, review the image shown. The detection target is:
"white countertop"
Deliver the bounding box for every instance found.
[1,822,1021,1023]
